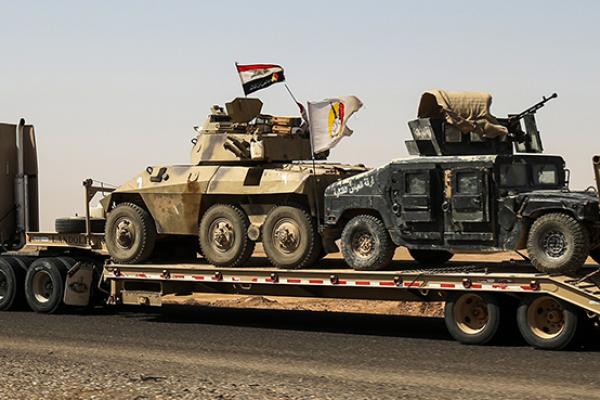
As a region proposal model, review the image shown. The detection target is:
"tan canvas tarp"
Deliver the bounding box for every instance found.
[417,90,508,138]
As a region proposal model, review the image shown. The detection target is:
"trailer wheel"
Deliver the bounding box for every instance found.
[408,249,453,265]
[444,292,502,345]
[0,257,26,311]
[516,295,579,350]
[341,215,395,271]
[24,258,67,314]
[262,206,320,269]
[105,203,157,264]
[527,213,589,274]
[199,204,255,267]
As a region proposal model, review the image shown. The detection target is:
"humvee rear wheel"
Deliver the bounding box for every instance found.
[527,213,589,274]
[105,203,157,264]
[444,292,502,345]
[199,204,255,267]
[408,249,453,265]
[517,295,579,350]
[341,215,395,271]
[262,206,320,269]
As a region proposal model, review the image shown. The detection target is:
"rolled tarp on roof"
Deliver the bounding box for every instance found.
[417,90,508,138]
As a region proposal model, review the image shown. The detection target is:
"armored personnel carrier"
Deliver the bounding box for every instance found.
[100,98,366,268]
[325,90,600,274]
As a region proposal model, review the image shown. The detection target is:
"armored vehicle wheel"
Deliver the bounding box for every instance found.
[262,206,320,269]
[526,213,589,274]
[0,257,26,311]
[444,292,502,345]
[105,203,157,264]
[408,249,453,265]
[24,258,67,314]
[55,217,105,234]
[340,215,395,271]
[199,204,255,267]
[517,295,579,350]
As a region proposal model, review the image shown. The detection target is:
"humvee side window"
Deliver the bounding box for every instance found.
[499,164,528,187]
[533,164,558,185]
[406,173,427,194]
[456,171,480,194]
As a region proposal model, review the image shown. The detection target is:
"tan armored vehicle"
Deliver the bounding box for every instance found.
[100,98,366,268]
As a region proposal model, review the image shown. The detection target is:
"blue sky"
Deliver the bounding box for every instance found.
[1,1,599,227]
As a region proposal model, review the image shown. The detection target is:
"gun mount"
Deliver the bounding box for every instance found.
[190,97,322,164]
[406,90,557,157]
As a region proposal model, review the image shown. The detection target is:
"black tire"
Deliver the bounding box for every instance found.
[517,295,580,350]
[0,257,26,311]
[408,249,454,265]
[24,258,67,314]
[527,213,589,274]
[444,292,503,345]
[340,215,395,271]
[199,204,255,267]
[262,206,320,269]
[105,203,157,264]
[55,217,106,234]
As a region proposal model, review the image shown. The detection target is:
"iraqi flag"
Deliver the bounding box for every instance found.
[236,63,285,95]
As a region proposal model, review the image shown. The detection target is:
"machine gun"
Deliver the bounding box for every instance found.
[509,92,558,123]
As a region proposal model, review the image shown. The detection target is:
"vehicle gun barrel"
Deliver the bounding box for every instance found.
[509,92,558,122]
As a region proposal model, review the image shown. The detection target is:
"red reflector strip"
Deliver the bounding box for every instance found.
[471,284,482,289]
[337,280,347,285]
[520,285,534,291]
[440,283,455,288]
[192,275,204,280]
[492,284,508,289]
[287,279,301,283]
[173,274,184,279]
[265,278,274,283]
[379,281,395,286]
[251,278,258,282]
[355,281,370,286]
[308,279,324,284]
[404,282,422,287]
[136,273,147,278]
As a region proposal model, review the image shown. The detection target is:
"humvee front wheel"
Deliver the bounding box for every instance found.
[199,204,255,267]
[105,203,157,264]
[341,215,395,271]
[262,206,320,269]
[408,249,453,265]
[527,213,589,274]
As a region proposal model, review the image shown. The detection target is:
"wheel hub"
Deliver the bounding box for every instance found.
[32,271,53,304]
[115,218,135,249]
[351,232,374,258]
[210,218,235,252]
[454,294,489,334]
[542,231,567,258]
[273,219,301,253]
[527,296,565,339]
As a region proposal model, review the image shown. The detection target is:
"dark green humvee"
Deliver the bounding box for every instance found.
[324,91,600,273]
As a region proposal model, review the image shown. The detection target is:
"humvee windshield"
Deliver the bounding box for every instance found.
[497,157,563,189]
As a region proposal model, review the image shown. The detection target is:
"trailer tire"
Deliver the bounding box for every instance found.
[262,206,320,269]
[105,203,157,264]
[516,295,579,350]
[527,213,589,274]
[408,249,454,265]
[341,215,395,271]
[444,292,502,345]
[55,217,105,234]
[24,258,67,314]
[199,204,255,267]
[0,257,26,311]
